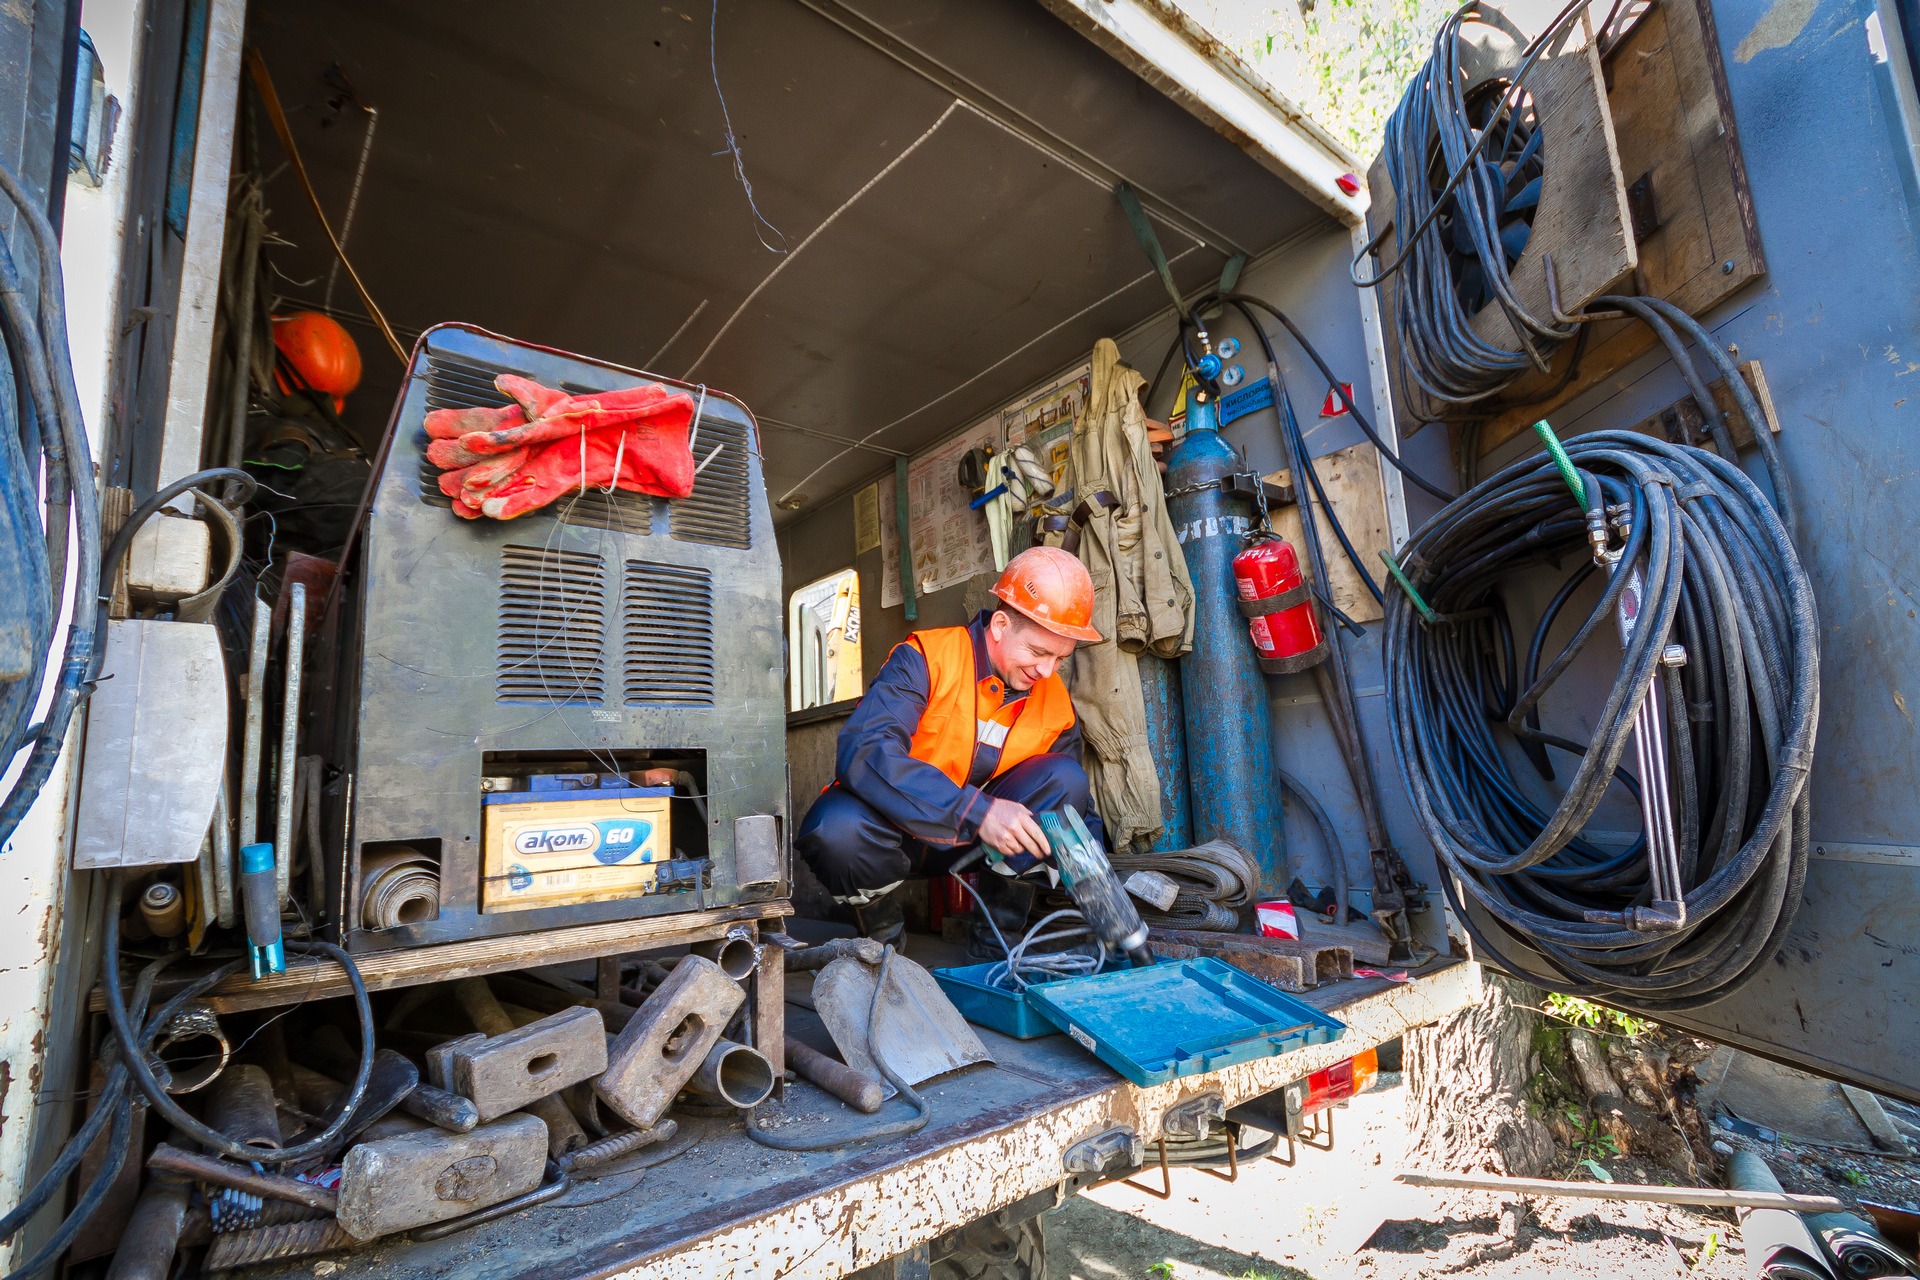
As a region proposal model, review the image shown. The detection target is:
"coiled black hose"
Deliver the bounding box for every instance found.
[0,156,101,847]
[1355,0,1591,413]
[1,876,377,1277]
[1384,431,1817,1009]
[101,873,378,1164]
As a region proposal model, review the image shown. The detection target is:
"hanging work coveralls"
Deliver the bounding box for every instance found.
[795,610,1104,906]
[1053,338,1194,850]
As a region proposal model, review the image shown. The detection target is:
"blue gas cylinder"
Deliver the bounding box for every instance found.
[1162,387,1287,894]
[1138,653,1192,852]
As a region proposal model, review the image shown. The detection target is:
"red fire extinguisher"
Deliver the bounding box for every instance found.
[1233,533,1329,674]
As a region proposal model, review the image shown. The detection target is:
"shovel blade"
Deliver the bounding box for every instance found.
[813,953,992,1090]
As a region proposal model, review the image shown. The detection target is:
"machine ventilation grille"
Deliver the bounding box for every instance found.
[496,545,608,704]
[414,352,654,533]
[621,562,715,706]
[415,351,514,509]
[670,416,752,549]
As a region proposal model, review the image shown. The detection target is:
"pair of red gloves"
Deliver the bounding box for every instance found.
[425,374,699,520]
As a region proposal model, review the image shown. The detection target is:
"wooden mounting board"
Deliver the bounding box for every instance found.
[1366,5,1634,431]
[1263,441,1392,624]
[93,900,789,1014]
[1626,358,1780,447]
[1472,0,1766,455]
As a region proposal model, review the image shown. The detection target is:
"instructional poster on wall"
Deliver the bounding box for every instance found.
[877,364,1094,610]
[879,415,1001,608]
[1005,364,1090,495]
[853,482,881,554]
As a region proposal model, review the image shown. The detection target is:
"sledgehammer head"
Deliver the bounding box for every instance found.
[1037,808,1153,967]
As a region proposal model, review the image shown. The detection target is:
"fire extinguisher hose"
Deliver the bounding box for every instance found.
[1381,430,1818,1010]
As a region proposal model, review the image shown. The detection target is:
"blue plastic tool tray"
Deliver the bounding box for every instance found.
[1020,956,1347,1086]
[931,962,1067,1039]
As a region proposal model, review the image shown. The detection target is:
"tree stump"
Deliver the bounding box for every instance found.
[1405,974,1555,1175]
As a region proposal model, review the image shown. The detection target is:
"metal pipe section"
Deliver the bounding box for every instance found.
[687,1040,775,1108]
[1162,392,1287,895]
[785,1037,885,1114]
[691,929,758,982]
[104,1176,192,1280]
[152,1003,231,1094]
[207,1065,282,1152]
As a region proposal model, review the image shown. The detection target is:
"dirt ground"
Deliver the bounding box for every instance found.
[1046,1072,1749,1280]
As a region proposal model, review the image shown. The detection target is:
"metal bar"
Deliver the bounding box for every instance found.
[1396,1170,1848,1213]
[210,779,235,929]
[753,933,786,1095]
[1200,1126,1241,1183]
[274,584,306,903]
[237,604,270,861]
[157,0,248,495]
[147,1144,339,1213]
[1121,1137,1174,1199]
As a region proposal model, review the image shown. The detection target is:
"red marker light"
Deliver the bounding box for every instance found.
[1336,173,1361,195]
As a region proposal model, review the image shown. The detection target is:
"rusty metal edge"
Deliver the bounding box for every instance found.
[568,961,1482,1280]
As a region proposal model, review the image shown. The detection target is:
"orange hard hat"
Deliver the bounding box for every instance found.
[990,546,1101,643]
[272,311,363,412]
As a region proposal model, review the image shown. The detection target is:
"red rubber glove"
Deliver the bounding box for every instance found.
[472,420,697,519]
[424,402,524,441]
[438,447,531,518]
[454,383,694,457]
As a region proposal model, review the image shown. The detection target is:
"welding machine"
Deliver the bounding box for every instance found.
[313,324,787,953]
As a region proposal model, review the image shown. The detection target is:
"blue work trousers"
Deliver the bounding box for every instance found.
[795,753,1100,903]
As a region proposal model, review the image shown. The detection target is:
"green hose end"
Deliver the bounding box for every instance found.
[1532,419,1587,507]
[1380,550,1438,623]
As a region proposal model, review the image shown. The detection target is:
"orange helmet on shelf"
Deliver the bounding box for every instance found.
[272,311,363,412]
[989,546,1101,643]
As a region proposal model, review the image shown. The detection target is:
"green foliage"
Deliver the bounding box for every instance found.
[1148,1263,1176,1280]
[1693,1232,1721,1270]
[1840,1169,1870,1187]
[1578,1157,1614,1182]
[1544,991,1654,1038]
[1567,1106,1621,1165]
[1229,0,1460,157]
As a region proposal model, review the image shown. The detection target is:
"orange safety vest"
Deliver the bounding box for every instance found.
[901,626,1076,787]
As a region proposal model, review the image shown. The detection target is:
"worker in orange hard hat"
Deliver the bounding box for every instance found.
[272,311,363,414]
[795,546,1105,949]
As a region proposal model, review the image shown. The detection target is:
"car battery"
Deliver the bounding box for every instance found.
[481,773,693,913]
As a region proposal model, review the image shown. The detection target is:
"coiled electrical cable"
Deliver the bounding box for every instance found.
[0,156,101,847]
[1355,0,1591,414]
[101,872,377,1164]
[1384,430,1817,1009]
[972,894,1107,990]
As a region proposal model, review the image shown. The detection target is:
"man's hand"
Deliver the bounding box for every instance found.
[977,798,1051,861]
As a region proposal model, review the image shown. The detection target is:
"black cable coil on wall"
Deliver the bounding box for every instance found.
[1383,431,1817,1010]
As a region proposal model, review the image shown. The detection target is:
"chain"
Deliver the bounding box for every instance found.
[1164,470,1273,537]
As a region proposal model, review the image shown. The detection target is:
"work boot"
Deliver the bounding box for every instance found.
[851,889,906,948]
[967,872,1037,961]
